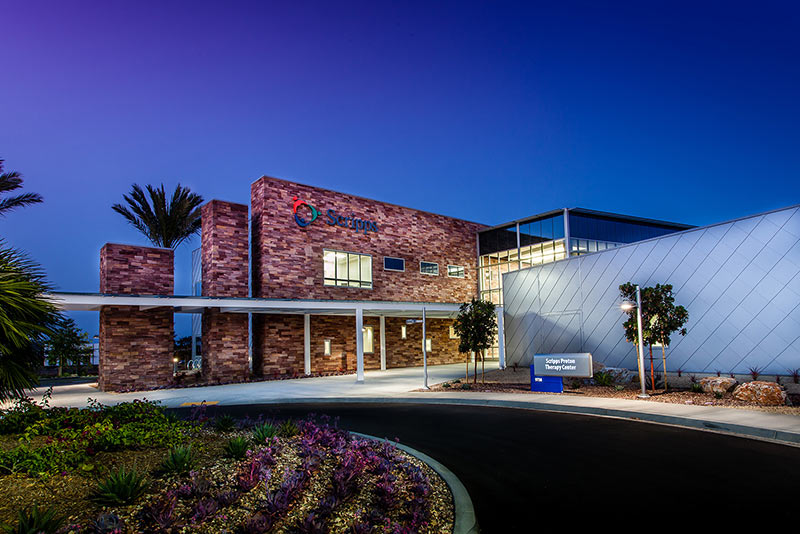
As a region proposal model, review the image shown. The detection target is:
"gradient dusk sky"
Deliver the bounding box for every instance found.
[2,1,800,336]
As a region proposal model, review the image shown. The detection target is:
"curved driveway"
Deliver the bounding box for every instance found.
[192,402,800,530]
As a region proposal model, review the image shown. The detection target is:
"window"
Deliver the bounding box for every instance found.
[323,250,372,288]
[420,261,439,276]
[384,257,405,272]
[447,265,465,278]
[401,325,407,339]
[323,339,331,356]
[362,326,374,353]
[449,326,459,339]
[423,338,432,352]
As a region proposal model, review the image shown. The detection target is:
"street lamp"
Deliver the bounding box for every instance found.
[621,285,649,399]
[406,306,429,389]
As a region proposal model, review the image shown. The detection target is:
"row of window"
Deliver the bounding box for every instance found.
[322,249,466,288]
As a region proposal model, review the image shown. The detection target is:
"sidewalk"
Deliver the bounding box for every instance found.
[21,362,800,447]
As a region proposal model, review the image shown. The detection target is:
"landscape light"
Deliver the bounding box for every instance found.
[621,301,635,311]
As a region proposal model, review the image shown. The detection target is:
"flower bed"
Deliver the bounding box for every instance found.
[0,397,453,533]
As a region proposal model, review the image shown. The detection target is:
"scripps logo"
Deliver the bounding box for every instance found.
[291,195,379,235]
[292,196,319,227]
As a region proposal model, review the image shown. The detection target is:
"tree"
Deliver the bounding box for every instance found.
[452,298,497,384]
[619,283,656,388]
[648,284,688,391]
[47,318,92,377]
[112,183,204,249]
[0,158,43,216]
[174,335,192,362]
[0,243,60,400]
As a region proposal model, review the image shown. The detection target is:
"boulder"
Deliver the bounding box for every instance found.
[601,367,633,383]
[732,381,787,406]
[700,376,737,394]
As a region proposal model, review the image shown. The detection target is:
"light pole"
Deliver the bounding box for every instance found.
[406,306,429,389]
[621,285,649,398]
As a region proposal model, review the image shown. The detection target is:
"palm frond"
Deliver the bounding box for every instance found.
[112,182,203,249]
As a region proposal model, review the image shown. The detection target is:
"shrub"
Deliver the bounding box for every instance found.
[568,378,582,389]
[213,414,237,432]
[690,383,703,393]
[593,371,614,387]
[460,383,471,390]
[278,419,299,438]
[452,379,461,384]
[252,422,278,443]
[442,382,452,388]
[748,366,763,381]
[714,392,723,399]
[160,445,197,474]
[224,437,250,459]
[0,505,64,534]
[789,368,800,384]
[614,385,625,391]
[91,466,148,505]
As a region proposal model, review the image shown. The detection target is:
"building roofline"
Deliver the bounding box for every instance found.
[251,174,488,228]
[479,207,694,233]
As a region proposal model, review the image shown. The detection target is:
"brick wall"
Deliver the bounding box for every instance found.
[98,244,174,391]
[100,243,173,294]
[201,200,250,382]
[98,307,173,391]
[251,176,484,303]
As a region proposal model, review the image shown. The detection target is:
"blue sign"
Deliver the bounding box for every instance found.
[530,366,564,393]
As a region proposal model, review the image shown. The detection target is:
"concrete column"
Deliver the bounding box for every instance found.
[496,307,506,370]
[303,314,311,375]
[379,315,386,371]
[355,308,364,382]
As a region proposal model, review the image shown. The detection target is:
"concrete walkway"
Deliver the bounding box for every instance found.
[23,361,800,446]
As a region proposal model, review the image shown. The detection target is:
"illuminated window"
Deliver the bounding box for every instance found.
[362,326,374,353]
[401,325,407,339]
[449,326,459,339]
[424,338,432,352]
[323,339,331,356]
[420,261,439,275]
[447,265,465,278]
[323,249,372,288]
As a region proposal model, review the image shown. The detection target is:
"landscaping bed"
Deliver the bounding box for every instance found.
[0,396,454,533]
[427,368,800,416]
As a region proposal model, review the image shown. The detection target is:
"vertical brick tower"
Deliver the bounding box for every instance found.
[201,200,250,382]
[98,244,174,391]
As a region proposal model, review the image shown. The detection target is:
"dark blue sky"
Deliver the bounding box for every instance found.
[2,1,799,336]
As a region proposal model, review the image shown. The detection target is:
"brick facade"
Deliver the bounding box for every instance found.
[251,176,485,302]
[201,200,250,382]
[253,314,464,376]
[100,243,173,294]
[98,244,174,391]
[98,307,174,391]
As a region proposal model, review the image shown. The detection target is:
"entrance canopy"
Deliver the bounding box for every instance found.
[46,292,464,318]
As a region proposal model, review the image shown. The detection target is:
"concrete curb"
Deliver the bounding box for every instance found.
[352,432,479,534]
[222,396,800,448]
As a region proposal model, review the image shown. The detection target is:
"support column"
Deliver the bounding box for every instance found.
[496,307,506,370]
[379,315,386,371]
[304,314,311,375]
[201,200,250,382]
[356,308,364,382]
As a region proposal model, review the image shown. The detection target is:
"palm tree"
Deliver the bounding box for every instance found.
[112,183,204,249]
[0,158,43,216]
[0,242,59,401]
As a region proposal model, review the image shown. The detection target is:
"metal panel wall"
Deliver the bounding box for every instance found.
[503,205,800,375]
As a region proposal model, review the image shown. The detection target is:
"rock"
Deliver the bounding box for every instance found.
[600,367,632,383]
[732,381,787,406]
[700,376,738,394]
[591,360,606,374]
